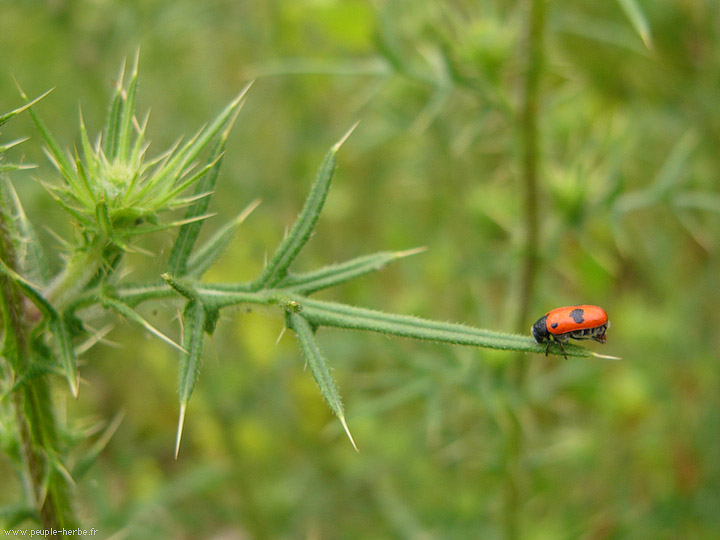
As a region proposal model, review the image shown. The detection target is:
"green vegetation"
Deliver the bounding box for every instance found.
[1,1,719,539]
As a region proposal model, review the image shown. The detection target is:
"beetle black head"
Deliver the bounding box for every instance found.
[531,315,549,343]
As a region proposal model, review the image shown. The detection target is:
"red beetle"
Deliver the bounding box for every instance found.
[531,305,609,357]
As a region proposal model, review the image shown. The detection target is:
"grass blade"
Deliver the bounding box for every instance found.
[175,299,206,458]
[288,311,358,451]
[255,122,358,288]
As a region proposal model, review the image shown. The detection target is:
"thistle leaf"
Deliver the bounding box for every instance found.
[256,122,358,288]
[0,257,57,320]
[27,104,82,194]
[151,156,219,210]
[161,272,198,300]
[185,198,261,278]
[1,87,52,127]
[117,51,139,162]
[137,81,252,206]
[616,0,653,49]
[50,316,79,398]
[278,247,426,295]
[100,293,185,353]
[0,504,38,530]
[175,299,206,458]
[1,178,51,284]
[72,410,125,480]
[78,108,99,180]
[170,81,253,179]
[110,282,174,308]
[297,297,598,358]
[103,59,126,160]
[0,257,79,395]
[288,311,358,451]
[121,212,215,238]
[166,137,228,276]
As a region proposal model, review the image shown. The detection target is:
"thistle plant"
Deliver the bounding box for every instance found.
[0,57,615,533]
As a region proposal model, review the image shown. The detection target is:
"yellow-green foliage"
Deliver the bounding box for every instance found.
[1,1,718,539]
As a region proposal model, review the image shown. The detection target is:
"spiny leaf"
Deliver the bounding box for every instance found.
[1,178,51,284]
[0,137,30,154]
[72,410,125,480]
[0,87,52,127]
[26,103,82,194]
[109,282,174,308]
[0,504,38,529]
[170,81,253,178]
[175,299,206,458]
[278,247,426,294]
[0,257,57,320]
[121,212,216,238]
[297,297,603,358]
[103,58,126,160]
[185,198,261,278]
[288,311,358,451]
[136,81,252,205]
[255,122,358,289]
[78,108,100,180]
[616,0,653,49]
[151,157,219,210]
[96,200,113,238]
[161,272,198,300]
[117,50,140,162]
[50,316,79,398]
[166,137,229,276]
[100,293,185,353]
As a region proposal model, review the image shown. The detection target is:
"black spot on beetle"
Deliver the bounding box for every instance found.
[551,322,559,329]
[569,308,586,323]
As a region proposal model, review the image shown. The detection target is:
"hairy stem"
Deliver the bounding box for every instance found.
[44,239,107,312]
[1,196,78,534]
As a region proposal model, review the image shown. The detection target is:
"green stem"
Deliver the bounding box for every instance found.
[1,198,78,534]
[504,1,546,539]
[516,0,545,345]
[44,239,107,311]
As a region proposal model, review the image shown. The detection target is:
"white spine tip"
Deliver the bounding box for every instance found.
[592,352,622,361]
[395,246,428,258]
[340,415,359,453]
[333,121,360,152]
[175,403,187,459]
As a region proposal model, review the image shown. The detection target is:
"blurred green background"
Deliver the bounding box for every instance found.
[2,0,719,538]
